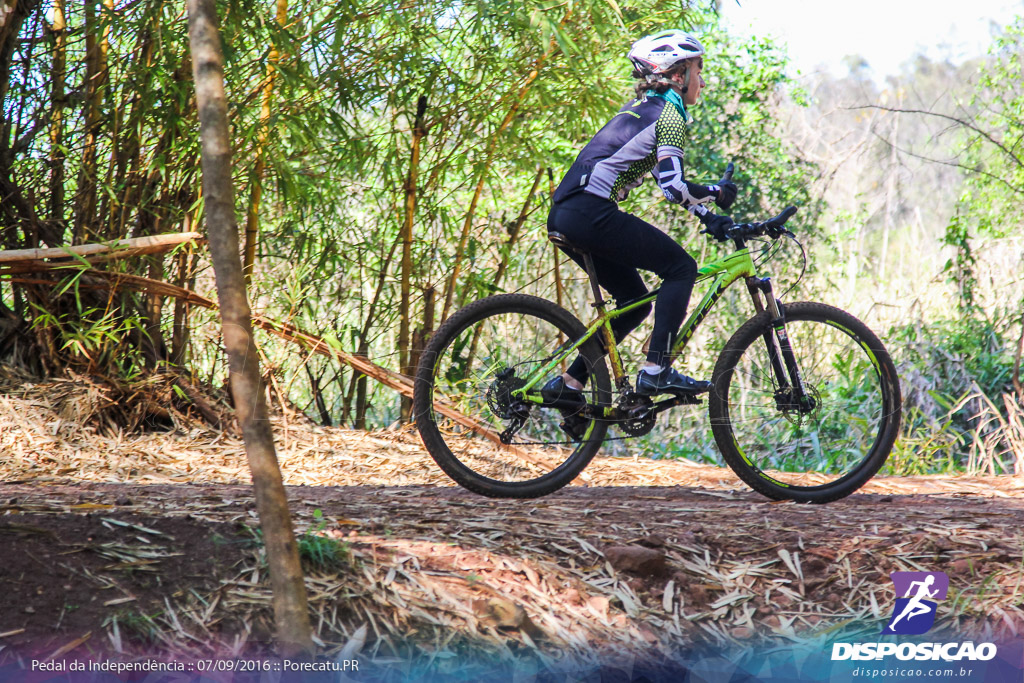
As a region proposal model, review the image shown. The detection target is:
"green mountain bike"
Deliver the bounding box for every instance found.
[413,205,902,503]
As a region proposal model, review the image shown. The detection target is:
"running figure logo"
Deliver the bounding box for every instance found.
[883,571,949,635]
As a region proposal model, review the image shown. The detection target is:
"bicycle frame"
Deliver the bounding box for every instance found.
[513,245,761,402]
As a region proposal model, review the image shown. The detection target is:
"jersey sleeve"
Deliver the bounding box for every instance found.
[654,105,718,207]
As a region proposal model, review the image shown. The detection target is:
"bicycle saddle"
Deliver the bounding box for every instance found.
[548,231,583,253]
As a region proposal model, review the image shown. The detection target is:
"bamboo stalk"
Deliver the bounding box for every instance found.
[399,95,428,421]
[47,0,67,240]
[493,166,544,290]
[343,237,400,426]
[73,0,112,244]
[464,166,545,365]
[171,228,198,365]
[549,168,566,371]
[439,13,571,323]
[0,231,202,264]
[243,0,287,287]
[112,29,156,240]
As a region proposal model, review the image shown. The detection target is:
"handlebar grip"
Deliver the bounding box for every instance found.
[721,162,735,183]
[766,205,798,227]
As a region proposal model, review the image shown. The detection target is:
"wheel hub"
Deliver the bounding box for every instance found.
[774,385,819,423]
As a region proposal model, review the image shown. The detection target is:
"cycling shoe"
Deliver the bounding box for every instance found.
[636,367,712,396]
[541,376,590,442]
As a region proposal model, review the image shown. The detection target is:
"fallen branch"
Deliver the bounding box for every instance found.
[0,232,203,268]
[5,269,527,456]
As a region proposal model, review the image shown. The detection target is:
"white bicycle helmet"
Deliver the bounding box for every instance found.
[628,30,705,77]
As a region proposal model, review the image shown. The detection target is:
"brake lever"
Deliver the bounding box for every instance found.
[765,226,795,239]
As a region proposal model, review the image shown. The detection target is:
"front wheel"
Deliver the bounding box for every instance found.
[413,294,611,498]
[709,302,902,503]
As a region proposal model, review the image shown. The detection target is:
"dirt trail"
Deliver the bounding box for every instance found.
[2,475,1022,671]
[2,380,1022,671]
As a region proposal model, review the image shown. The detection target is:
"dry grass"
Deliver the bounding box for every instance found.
[2,367,1022,497]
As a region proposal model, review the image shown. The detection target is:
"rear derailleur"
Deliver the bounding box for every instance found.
[487,368,532,444]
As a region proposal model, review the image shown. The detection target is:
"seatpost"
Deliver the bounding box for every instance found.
[582,253,607,309]
[583,251,626,390]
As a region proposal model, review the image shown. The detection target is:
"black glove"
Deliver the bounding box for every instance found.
[715,180,737,210]
[699,212,734,242]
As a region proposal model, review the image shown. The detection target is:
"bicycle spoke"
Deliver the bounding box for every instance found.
[711,302,900,502]
[415,295,610,496]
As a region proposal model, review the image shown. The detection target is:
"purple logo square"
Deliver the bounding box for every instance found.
[890,571,949,600]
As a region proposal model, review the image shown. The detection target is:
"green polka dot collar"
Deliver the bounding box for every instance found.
[646,88,691,123]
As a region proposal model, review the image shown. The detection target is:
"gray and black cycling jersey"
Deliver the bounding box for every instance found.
[553,91,718,207]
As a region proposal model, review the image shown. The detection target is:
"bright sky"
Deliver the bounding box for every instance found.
[719,0,1023,81]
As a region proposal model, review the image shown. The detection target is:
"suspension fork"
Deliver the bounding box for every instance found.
[745,277,808,399]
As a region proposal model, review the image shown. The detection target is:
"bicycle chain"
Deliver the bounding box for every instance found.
[506,396,664,446]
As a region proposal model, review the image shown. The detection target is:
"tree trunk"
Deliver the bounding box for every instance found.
[186,0,313,658]
[243,0,288,288]
[398,95,427,420]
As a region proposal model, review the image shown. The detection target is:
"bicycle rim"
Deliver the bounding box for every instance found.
[712,303,900,501]
[415,295,610,497]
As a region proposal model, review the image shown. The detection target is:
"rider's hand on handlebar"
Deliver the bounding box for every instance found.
[699,212,734,242]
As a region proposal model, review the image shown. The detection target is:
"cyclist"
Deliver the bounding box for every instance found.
[543,29,736,434]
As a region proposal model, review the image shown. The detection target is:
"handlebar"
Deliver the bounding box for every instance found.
[726,205,798,241]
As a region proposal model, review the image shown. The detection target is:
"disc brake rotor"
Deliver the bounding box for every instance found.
[774,384,821,425]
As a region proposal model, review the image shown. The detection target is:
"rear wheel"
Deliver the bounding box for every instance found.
[413,294,611,498]
[709,302,902,503]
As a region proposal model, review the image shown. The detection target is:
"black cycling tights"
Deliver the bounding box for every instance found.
[547,192,698,383]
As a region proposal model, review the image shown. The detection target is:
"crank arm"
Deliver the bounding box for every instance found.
[649,394,702,417]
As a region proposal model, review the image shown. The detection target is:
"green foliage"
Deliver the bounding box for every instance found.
[942,210,980,314]
[297,509,349,573]
[26,266,152,377]
[888,310,1019,473]
[955,17,1024,239]
[248,509,350,573]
